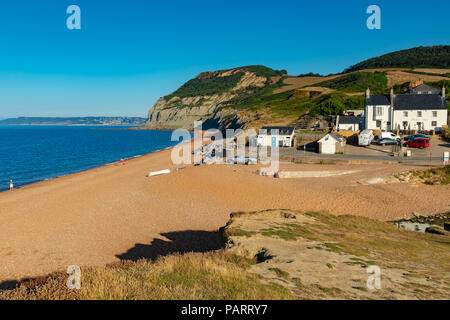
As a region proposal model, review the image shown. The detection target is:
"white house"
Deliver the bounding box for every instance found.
[255,126,295,147]
[365,86,448,132]
[364,89,393,131]
[318,133,346,154]
[336,115,364,132]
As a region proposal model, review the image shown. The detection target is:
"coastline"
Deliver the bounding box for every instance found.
[0,145,449,283]
[0,146,173,193]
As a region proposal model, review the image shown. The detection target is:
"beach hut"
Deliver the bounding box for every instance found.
[255,126,295,147]
[318,133,346,154]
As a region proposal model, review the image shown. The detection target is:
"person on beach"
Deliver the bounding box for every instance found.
[9,180,13,191]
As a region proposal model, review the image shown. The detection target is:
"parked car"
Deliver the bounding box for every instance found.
[404,134,430,142]
[378,132,401,141]
[375,138,399,146]
[403,138,430,149]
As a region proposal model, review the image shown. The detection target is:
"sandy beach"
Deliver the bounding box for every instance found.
[0,147,449,283]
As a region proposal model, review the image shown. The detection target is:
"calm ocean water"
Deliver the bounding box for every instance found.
[0,126,178,191]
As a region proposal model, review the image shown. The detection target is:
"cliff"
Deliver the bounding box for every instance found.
[144,66,287,130]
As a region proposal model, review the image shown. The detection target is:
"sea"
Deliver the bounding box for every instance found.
[0,125,179,192]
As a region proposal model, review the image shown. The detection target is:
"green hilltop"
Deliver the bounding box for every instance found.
[344,45,450,72]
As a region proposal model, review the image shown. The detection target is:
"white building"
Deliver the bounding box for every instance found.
[336,115,364,132]
[255,126,295,147]
[318,133,346,154]
[365,86,448,132]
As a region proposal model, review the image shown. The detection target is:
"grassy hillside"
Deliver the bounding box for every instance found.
[164,65,286,101]
[219,88,364,123]
[316,72,388,93]
[345,46,450,73]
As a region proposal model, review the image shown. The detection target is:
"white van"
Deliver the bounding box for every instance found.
[358,130,374,147]
[378,132,401,141]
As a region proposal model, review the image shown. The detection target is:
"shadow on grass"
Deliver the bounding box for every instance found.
[116,230,224,262]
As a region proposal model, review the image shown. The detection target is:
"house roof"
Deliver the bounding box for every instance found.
[407,84,441,95]
[394,94,446,110]
[365,92,447,110]
[260,126,295,135]
[319,133,345,143]
[330,133,346,142]
[366,95,391,106]
[338,116,362,124]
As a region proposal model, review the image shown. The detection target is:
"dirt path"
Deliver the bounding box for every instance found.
[0,148,449,282]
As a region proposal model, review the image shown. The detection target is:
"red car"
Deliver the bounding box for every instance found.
[403,138,430,149]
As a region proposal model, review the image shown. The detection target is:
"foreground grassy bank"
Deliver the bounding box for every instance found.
[1,209,449,300]
[0,252,292,300]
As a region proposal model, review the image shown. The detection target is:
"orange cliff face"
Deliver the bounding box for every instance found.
[143,66,285,131]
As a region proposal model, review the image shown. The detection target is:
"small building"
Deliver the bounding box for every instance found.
[336,115,364,132]
[256,126,295,147]
[406,80,441,95]
[318,133,346,154]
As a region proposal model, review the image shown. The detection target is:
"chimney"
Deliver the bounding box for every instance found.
[390,87,395,107]
[366,88,370,98]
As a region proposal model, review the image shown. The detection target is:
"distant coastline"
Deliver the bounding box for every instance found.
[0,116,147,126]
[0,124,142,127]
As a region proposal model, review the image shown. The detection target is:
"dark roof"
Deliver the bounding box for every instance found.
[365,92,447,110]
[338,116,362,124]
[407,84,440,95]
[329,133,346,142]
[394,94,446,110]
[260,126,295,135]
[366,95,391,105]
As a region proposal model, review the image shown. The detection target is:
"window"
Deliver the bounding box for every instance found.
[432,111,438,117]
[431,121,437,127]
[376,107,384,116]
[402,121,408,129]
[376,120,382,128]
[403,111,408,117]
[417,111,422,117]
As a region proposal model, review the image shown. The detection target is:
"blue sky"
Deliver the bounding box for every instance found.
[0,0,449,118]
